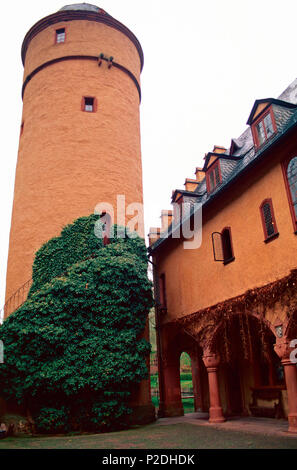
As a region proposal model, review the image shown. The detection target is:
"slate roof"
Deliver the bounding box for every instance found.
[60,3,104,12]
[149,78,297,253]
[247,98,297,125]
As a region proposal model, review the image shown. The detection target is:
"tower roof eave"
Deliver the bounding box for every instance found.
[21,8,144,71]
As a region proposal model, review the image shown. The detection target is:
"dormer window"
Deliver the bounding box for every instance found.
[255,110,275,147]
[263,113,274,138]
[256,120,265,146]
[230,139,240,156]
[248,98,297,150]
[249,104,277,149]
[253,109,277,148]
[206,160,221,193]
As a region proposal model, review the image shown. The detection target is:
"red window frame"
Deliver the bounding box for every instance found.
[81,96,97,113]
[206,160,222,193]
[259,199,279,242]
[251,107,277,149]
[55,27,66,44]
[281,156,297,233]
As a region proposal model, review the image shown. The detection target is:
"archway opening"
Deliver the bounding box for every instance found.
[179,352,194,414]
[213,314,285,418]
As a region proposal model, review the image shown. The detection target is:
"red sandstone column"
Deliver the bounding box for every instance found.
[191,354,203,411]
[275,337,297,433]
[202,348,225,423]
[159,357,184,417]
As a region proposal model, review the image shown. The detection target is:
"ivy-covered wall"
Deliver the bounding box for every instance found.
[29,214,104,294]
[0,215,153,433]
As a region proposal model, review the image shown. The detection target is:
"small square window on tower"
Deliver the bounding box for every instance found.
[82,97,97,113]
[56,28,65,44]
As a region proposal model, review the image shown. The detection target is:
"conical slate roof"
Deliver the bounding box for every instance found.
[60,3,105,13]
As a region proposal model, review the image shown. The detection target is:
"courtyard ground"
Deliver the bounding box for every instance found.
[0,414,297,449]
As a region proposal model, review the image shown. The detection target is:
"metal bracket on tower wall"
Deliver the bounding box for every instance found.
[98,54,114,69]
[98,53,104,66]
[108,56,113,69]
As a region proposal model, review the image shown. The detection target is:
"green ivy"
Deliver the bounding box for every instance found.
[0,215,153,433]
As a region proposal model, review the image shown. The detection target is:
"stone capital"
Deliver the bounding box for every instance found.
[274,336,291,361]
[202,348,220,369]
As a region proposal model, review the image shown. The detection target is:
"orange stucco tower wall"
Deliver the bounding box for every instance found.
[5,4,145,308]
[4,3,154,424]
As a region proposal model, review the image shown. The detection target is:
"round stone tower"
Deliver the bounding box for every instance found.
[5,4,144,311]
[4,4,154,425]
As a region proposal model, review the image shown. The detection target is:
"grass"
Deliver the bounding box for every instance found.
[150,372,193,392]
[0,422,296,449]
[152,396,194,414]
[150,374,158,389]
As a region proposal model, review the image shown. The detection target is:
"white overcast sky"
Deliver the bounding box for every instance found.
[0,0,296,308]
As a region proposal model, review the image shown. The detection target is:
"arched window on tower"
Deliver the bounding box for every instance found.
[283,156,297,231]
[206,160,222,193]
[260,199,279,242]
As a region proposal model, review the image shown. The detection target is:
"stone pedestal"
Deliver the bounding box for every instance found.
[274,337,297,433]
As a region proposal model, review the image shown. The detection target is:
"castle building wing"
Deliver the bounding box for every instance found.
[149,78,297,253]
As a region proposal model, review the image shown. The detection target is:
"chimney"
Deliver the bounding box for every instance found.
[195,167,205,183]
[148,227,161,246]
[212,145,227,154]
[161,210,173,232]
[184,178,199,192]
